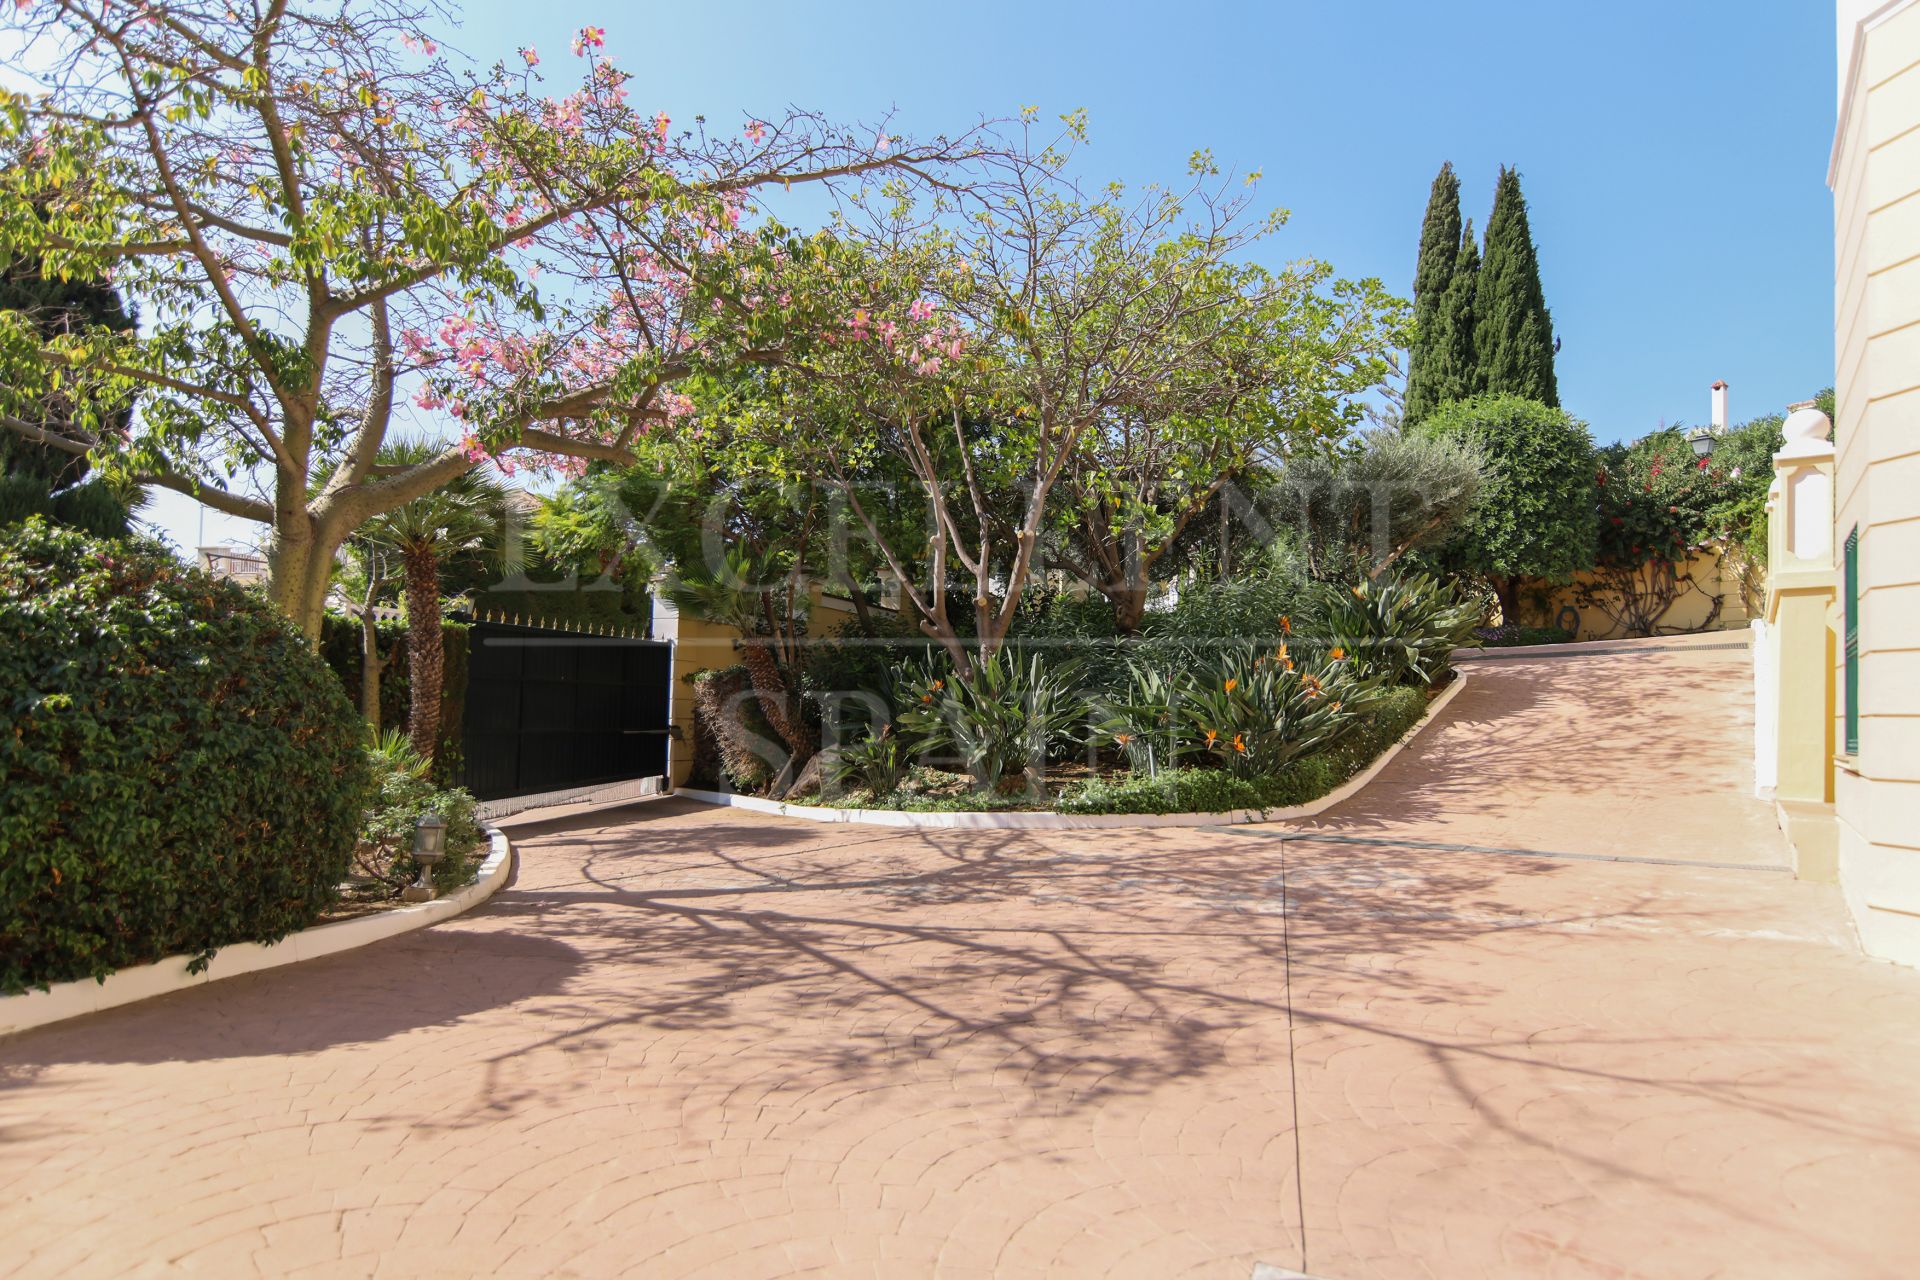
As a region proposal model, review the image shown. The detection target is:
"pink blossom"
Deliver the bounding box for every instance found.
[459,434,490,463]
[744,120,767,143]
[401,33,437,56]
[414,385,445,411]
[571,26,606,57]
[521,46,540,67]
[874,131,891,154]
[907,299,935,322]
[653,111,671,140]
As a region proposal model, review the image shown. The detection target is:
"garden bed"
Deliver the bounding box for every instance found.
[680,671,1467,829]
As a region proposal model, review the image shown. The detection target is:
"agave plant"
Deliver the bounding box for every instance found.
[1315,568,1482,688]
[895,649,1082,793]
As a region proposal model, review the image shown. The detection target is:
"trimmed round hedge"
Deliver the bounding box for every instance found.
[1,520,371,993]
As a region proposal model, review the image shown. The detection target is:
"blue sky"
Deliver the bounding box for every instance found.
[120,0,1835,551]
[449,0,1834,441]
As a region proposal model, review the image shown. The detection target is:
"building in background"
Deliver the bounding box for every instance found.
[195,545,268,585]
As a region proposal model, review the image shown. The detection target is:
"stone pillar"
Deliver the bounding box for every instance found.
[1763,408,1838,880]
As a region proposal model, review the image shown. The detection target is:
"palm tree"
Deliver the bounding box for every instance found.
[664,548,817,792]
[360,441,515,762]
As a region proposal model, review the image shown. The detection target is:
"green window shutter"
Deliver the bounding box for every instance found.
[1844,527,1860,756]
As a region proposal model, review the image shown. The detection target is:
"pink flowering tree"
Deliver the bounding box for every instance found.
[0,0,991,637]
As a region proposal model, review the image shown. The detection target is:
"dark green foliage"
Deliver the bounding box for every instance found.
[1315,569,1483,687]
[350,732,483,899]
[316,614,469,775]
[1135,545,1315,669]
[1056,767,1272,816]
[1426,218,1483,412]
[1059,685,1429,814]
[1405,162,1463,424]
[0,251,139,532]
[0,255,135,490]
[802,610,940,728]
[1474,167,1558,405]
[1701,413,1788,565]
[1474,624,1574,647]
[0,472,54,526]
[894,650,1084,791]
[48,479,135,539]
[1168,647,1385,779]
[1594,430,1736,568]
[1421,395,1598,615]
[0,521,370,993]
[822,724,912,800]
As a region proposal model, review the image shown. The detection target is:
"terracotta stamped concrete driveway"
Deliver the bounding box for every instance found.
[4,635,1920,1278]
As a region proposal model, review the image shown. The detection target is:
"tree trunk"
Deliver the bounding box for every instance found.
[403,549,444,761]
[360,603,386,730]
[1493,575,1522,625]
[1110,584,1149,635]
[836,570,878,638]
[738,639,815,764]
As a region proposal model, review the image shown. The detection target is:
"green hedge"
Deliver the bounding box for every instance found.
[0,521,371,992]
[318,614,469,773]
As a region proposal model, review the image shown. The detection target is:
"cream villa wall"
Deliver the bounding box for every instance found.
[1830,0,1920,966]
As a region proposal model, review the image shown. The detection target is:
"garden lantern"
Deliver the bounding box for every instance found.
[1688,428,1715,459]
[403,813,447,903]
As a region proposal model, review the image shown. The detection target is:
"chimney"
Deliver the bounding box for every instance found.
[1711,379,1729,431]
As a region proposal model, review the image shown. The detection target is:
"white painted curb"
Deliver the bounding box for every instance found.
[0,827,515,1038]
[680,671,1471,831]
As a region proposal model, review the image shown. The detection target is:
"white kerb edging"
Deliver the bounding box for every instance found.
[679,670,1470,830]
[0,827,515,1038]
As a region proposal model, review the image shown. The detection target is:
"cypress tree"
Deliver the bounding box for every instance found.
[1403,162,1462,424]
[1427,218,1482,408]
[1474,166,1558,406]
[0,240,139,536]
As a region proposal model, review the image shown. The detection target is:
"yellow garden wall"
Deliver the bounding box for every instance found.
[1515,544,1756,641]
[655,591,871,786]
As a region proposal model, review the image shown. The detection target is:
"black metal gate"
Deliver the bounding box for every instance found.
[458,620,674,802]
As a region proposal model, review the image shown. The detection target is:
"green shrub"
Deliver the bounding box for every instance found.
[1057,767,1268,815]
[823,723,911,800]
[0,521,371,992]
[1474,624,1572,647]
[1064,683,1431,814]
[801,609,939,730]
[350,732,483,899]
[1316,568,1482,687]
[895,650,1084,791]
[1090,663,1185,774]
[317,613,469,778]
[1174,647,1385,778]
[1136,548,1314,668]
